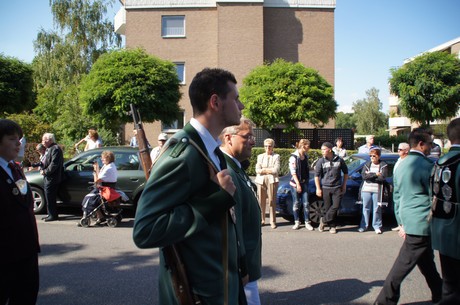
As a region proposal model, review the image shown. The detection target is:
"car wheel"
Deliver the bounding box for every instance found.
[308,198,326,224]
[31,187,46,214]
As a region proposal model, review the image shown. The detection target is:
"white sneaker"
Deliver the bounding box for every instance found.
[375,229,382,234]
[391,225,401,231]
[292,221,300,230]
[305,222,314,231]
[318,217,325,232]
[330,227,337,234]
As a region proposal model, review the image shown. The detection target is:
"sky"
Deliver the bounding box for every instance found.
[1,0,459,114]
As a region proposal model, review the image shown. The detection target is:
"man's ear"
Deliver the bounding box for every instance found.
[210,94,219,110]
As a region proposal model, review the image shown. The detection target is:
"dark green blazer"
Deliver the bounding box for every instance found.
[431,146,460,259]
[393,151,434,236]
[133,123,240,305]
[224,155,262,282]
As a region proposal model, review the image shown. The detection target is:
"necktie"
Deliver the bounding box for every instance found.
[8,162,22,181]
[214,147,227,170]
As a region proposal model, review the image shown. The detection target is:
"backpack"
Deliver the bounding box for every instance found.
[430,153,460,219]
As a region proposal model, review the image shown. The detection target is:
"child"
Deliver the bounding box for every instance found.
[0,119,40,304]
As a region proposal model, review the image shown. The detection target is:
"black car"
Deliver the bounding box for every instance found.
[276,153,400,223]
[26,147,147,214]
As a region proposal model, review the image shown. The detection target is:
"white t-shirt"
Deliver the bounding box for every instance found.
[98,162,117,183]
[85,135,103,151]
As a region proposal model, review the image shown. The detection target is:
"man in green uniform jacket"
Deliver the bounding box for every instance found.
[375,128,442,305]
[133,68,245,305]
[431,117,460,304]
[220,118,262,305]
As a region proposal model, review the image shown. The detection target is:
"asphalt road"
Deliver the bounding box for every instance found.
[35,210,439,305]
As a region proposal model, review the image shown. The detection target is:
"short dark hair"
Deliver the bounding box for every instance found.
[447,117,460,143]
[408,128,431,148]
[370,148,381,156]
[0,119,23,140]
[189,68,237,115]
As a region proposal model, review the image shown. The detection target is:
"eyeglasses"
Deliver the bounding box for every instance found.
[233,134,255,141]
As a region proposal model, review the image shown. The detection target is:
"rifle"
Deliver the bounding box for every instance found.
[130,104,200,305]
[130,104,152,180]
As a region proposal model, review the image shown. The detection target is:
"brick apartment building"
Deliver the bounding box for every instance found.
[114,0,336,144]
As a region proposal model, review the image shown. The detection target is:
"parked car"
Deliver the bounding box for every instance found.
[276,153,400,224]
[26,147,147,214]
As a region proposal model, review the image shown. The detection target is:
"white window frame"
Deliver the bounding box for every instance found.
[162,16,185,38]
[175,62,185,85]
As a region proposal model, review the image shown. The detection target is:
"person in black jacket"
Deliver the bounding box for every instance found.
[0,119,40,305]
[41,132,64,222]
[358,148,388,234]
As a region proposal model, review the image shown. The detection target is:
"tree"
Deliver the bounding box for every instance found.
[32,0,122,140]
[0,54,35,113]
[390,51,460,127]
[240,59,336,132]
[79,48,182,130]
[352,87,387,134]
[335,112,356,130]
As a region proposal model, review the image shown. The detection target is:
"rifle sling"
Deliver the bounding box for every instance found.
[154,137,230,305]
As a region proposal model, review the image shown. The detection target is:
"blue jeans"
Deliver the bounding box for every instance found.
[291,183,309,222]
[360,191,382,230]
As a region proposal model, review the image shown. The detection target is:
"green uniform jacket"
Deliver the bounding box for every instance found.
[224,155,262,282]
[393,151,434,236]
[133,123,240,305]
[431,146,460,259]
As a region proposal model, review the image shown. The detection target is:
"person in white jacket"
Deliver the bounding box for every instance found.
[255,138,280,229]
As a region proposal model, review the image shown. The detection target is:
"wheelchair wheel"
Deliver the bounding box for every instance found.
[80,218,91,228]
[116,214,123,222]
[107,217,118,228]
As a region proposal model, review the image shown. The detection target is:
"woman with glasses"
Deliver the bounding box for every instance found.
[255,138,280,229]
[358,148,388,234]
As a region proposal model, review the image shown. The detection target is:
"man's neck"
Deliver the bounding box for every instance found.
[193,114,222,139]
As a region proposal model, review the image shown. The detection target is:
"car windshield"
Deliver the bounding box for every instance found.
[345,155,367,173]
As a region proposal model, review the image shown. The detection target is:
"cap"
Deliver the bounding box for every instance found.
[158,133,168,141]
[322,142,333,149]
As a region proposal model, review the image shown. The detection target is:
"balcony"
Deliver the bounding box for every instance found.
[114,7,126,35]
[389,116,411,129]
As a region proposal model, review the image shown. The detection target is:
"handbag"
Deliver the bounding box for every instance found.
[99,186,121,202]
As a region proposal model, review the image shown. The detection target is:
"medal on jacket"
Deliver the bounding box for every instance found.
[441,167,452,214]
[15,179,28,195]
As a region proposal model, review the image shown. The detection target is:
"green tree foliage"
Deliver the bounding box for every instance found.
[0,55,35,113]
[335,112,356,130]
[240,59,337,132]
[4,112,52,143]
[79,48,182,129]
[390,51,460,127]
[32,0,122,139]
[352,87,387,134]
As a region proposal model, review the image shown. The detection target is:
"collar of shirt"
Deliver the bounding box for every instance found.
[0,156,14,179]
[409,149,426,157]
[190,118,223,170]
[222,150,241,169]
